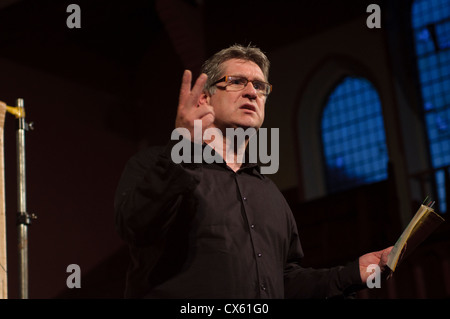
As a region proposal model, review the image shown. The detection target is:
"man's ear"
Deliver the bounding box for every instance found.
[198,92,210,106]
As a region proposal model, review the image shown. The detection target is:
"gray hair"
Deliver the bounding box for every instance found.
[201,44,270,95]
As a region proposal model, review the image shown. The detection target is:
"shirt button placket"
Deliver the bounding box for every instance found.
[235,175,267,297]
[260,283,268,297]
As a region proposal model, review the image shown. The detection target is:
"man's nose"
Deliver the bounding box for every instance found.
[242,82,258,99]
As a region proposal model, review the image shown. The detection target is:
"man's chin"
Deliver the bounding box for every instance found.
[235,117,263,130]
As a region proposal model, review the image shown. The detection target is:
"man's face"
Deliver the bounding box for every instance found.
[205,58,267,132]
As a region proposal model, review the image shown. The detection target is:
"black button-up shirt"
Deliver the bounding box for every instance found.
[114,142,362,298]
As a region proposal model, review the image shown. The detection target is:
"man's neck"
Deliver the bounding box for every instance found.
[205,134,248,172]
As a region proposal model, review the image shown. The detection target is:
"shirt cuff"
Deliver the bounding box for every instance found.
[339,258,366,297]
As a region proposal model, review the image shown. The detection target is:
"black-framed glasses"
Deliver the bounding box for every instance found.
[212,76,272,96]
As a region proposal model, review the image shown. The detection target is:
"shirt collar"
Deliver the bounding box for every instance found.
[202,143,264,179]
[164,140,264,179]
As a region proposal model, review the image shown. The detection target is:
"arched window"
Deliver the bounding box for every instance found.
[412,0,450,212]
[321,76,388,193]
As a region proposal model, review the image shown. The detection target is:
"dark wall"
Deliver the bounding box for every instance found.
[0,0,184,298]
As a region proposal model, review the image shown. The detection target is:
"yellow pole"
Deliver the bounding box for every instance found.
[0,101,7,299]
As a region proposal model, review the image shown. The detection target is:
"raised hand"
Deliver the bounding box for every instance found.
[175,70,215,141]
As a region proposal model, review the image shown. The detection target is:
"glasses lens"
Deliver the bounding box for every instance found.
[226,77,247,91]
[252,81,270,95]
[222,76,271,95]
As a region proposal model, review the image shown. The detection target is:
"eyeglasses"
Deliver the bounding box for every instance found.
[212,76,272,96]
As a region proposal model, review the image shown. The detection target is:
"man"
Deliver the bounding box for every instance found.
[114,44,392,298]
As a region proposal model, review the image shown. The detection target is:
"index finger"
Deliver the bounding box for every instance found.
[178,70,193,108]
[179,71,208,110]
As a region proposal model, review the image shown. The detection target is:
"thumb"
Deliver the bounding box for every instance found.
[201,109,215,131]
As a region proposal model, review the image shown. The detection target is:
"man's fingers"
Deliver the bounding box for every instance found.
[179,71,208,110]
[178,70,192,108]
[188,73,207,107]
[176,71,212,131]
[196,104,215,121]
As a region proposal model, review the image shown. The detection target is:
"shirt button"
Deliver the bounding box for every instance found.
[243,197,247,201]
[260,284,267,291]
[250,224,255,229]
[257,253,262,257]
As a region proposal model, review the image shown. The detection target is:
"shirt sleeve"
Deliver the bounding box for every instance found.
[284,258,364,299]
[114,140,201,246]
[283,208,364,298]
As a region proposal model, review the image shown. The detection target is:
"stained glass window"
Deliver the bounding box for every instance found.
[412,0,450,212]
[321,77,388,193]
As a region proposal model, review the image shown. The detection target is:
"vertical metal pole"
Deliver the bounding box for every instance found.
[16,98,28,299]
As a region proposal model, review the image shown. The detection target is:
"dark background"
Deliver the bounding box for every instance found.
[0,0,449,299]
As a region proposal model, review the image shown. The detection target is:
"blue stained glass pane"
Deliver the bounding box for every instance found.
[436,21,450,49]
[412,0,450,212]
[321,77,388,193]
